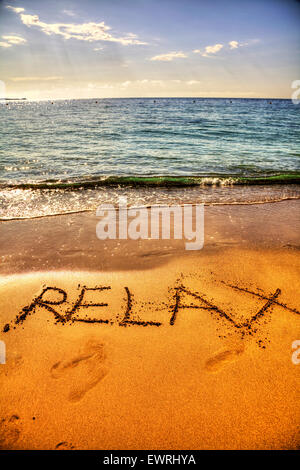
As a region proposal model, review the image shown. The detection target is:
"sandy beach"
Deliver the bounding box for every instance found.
[0,200,299,450]
[1,0,300,456]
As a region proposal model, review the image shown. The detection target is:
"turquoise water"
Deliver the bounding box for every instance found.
[0,98,299,218]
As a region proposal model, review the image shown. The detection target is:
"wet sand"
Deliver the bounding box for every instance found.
[0,201,299,449]
[0,200,299,274]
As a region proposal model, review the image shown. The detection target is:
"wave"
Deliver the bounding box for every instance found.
[1,194,300,221]
[0,180,299,221]
[1,173,300,190]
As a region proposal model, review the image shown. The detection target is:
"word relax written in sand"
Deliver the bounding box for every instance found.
[2,282,300,341]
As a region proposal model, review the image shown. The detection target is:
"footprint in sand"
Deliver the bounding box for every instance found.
[205,345,245,373]
[0,415,21,449]
[50,339,109,403]
[55,441,76,450]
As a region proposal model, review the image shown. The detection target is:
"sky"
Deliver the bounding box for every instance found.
[0,0,300,99]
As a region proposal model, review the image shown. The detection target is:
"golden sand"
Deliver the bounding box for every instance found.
[0,246,299,450]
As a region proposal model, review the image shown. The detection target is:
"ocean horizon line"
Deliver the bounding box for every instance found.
[2,96,292,102]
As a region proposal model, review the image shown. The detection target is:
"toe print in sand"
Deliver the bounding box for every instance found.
[0,415,21,450]
[50,339,109,403]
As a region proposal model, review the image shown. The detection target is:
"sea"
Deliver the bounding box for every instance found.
[0,97,299,220]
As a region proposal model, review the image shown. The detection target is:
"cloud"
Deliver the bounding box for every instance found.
[86,79,166,90]
[0,41,11,48]
[10,76,63,81]
[93,47,104,51]
[186,80,201,85]
[20,14,148,45]
[150,51,187,61]
[120,79,165,88]
[7,6,147,46]
[2,35,27,45]
[62,9,76,17]
[194,43,223,57]
[229,40,239,49]
[87,82,114,89]
[83,79,203,90]
[0,34,27,47]
[205,44,223,55]
[6,6,25,14]
[229,39,260,49]
[194,39,259,57]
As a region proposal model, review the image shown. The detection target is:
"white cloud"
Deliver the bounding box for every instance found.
[194,40,259,56]
[205,44,223,54]
[121,80,132,88]
[120,80,164,87]
[84,79,203,90]
[10,76,63,82]
[0,34,27,47]
[227,39,261,50]
[6,6,25,14]
[87,82,115,89]
[229,40,239,49]
[193,43,223,56]
[2,35,27,45]
[150,51,187,61]
[0,41,11,48]
[7,6,147,46]
[87,79,166,90]
[186,80,201,85]
[20,13,148,45]
[93,47,104,51]
[62,9,76,17]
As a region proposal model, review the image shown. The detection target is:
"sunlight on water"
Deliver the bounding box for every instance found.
[0,98,299,218]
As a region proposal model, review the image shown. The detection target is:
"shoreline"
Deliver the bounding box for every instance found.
[0,199,299,275]
[1,182,299,222]
[1,194,300,222]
